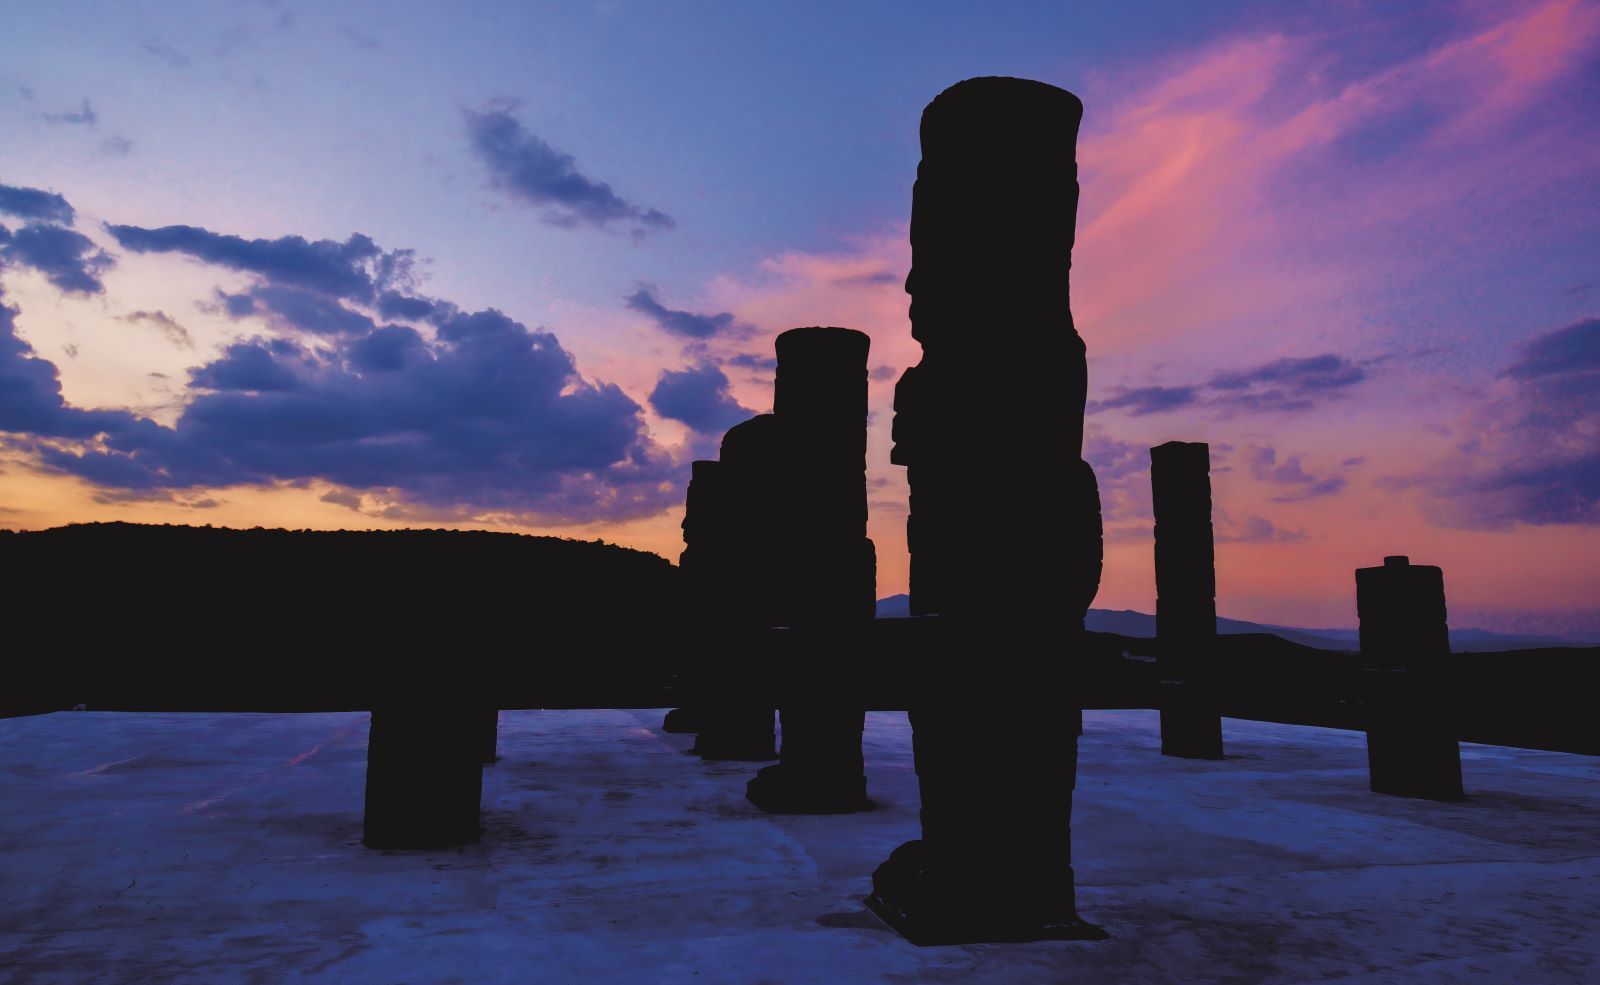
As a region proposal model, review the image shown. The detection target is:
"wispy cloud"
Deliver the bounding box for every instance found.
[464,104,673,236]
[1090,353,1368,417]
[42,99,97,126]
[625,287,741,340]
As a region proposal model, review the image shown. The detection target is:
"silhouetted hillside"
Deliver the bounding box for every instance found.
[3,522,681,713]
[875,595,1595,652]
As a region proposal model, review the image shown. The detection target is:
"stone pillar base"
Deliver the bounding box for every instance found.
[662,707,703,733]
[363,706,484,850]
[691,707,777,761]
[747,705,870,813]
[866,840,1108,946]
[1160,689,1223,759]
[747,762,870,814]
[1366,670,1462,800]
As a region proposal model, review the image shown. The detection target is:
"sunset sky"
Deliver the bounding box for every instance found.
[2,0,1597,637]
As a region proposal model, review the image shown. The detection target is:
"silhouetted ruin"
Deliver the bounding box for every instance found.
[1152,441,1224,759]
[1358,556,1464,800]
[674,328,878,796]
[687,417,781,761]
[746,326,877,814]
[10,72,1600,980]
[867,76,1107,945]
[663,460,727,738]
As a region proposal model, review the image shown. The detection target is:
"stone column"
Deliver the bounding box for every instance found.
[1152,441,1223,759]
[747,326,876,814]
[1357,556,1463,800]
[689,418,780,762]
[866,76,1106,945]
[663,460,726,735]
[363,705,485,849]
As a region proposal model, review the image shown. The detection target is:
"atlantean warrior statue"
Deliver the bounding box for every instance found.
[868,76,1105,944]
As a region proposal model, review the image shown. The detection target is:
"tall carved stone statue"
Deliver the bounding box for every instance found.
[868,77,1106,944]
[747,327,877,813]
[688,419,782,761]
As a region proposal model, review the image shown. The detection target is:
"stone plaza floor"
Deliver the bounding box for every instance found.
[2,708,1596,983]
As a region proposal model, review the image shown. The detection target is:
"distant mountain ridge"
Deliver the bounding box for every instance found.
[873,595,1594,652]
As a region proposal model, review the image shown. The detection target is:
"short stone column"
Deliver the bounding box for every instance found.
[1152,441,1223,759]
[363,705,485,849]
[1358,555,1463,800]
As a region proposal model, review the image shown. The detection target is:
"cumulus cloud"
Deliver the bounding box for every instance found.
[1,211,683,522]
[0,223,114,294]
[220,284,381,336]
[464,105,673,235]
[0,183,75,224]
[648,364,753,435]
[625,287,740,340]
[0,289,129,439]
[1089,353,1367,417]
[106,224,408,301]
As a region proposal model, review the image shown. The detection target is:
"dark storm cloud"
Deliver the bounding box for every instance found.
[0,223,114,294]
[649,364,752,435]
[0,183,75,224]
[1089,353,1367,418]
[105,224,402,301]
[464,106,674,235]
[625,287,737,340]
